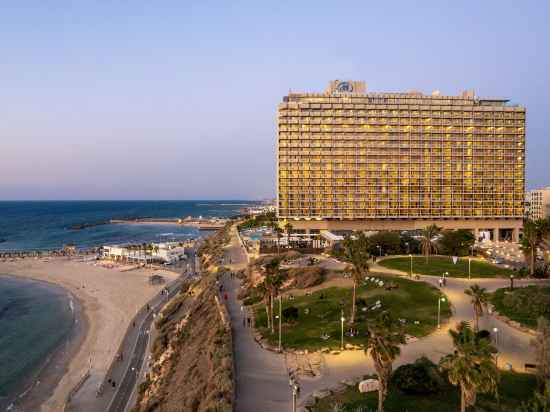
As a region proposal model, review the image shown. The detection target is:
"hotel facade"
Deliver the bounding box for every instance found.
[277,81,525,242]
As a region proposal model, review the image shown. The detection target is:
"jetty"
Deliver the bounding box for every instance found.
[109,217,228,231]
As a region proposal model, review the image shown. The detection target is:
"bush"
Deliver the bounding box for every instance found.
[282,306,299,322]
[391,357,445,395]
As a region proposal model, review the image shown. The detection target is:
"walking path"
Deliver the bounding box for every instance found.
[224,229,544,411]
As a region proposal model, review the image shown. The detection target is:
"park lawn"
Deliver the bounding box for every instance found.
[313,371,536,412]
[490,285,550,329]
[379,256,515,278]
[254,274,451,351]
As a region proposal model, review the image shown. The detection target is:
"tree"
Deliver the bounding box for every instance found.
[464,284,489,332]
[274,226,283,255]
[342,233,370,324]
[522,219,550,276]
[264,258,283,334]
[364,311,406,412]
[257,280,272,330]
[439,229,475,257]
[519,380,550,412]
[285,222,294,248]
[532,316,550,385]
[366,231,402,256]
[439,322,499,412]
[420,224,441,263]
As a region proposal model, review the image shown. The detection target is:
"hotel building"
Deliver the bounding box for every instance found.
[277,81,525,242]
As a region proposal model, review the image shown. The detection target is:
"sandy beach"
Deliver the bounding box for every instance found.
[0,257,179,412]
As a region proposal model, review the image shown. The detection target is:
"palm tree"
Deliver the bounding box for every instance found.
[274,226,283,255]
[364,311,406,412]
[420,224,441,263]
[285,222,293,248]
[257,280,272,330]
[440,321,499,412]
[342,233,370,324]
[464,284,489,332]
[521,219,550,276]
[264,258,282,333]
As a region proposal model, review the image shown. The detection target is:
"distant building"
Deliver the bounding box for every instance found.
[527,187,550,220]
[277,80,526,242]
[102,242,186,264]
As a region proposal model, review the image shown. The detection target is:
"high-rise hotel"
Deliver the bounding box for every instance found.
[277,80,525,241]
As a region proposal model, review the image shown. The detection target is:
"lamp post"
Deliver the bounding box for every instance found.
[437,297,446,329]
[405,241,410,254]
[376,245,382,257]
[510,274,514,291]
[493,327,499,345]
[468,258,471,280]
[409,254,413,278]
[278,295,282,352]
[340,309,345,351]
[289,375,300,412]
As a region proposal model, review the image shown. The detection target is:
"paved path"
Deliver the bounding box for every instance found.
[222,226,291,412]
[225,231,545,410]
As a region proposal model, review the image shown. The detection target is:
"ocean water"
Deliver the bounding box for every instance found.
[0,276,75,409]
[0,201,255,251]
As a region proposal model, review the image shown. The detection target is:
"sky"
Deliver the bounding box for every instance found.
[1,1,549,200]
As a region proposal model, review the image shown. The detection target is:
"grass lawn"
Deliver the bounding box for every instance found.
[254,274,451,350]
[491,285,550,329]
[313,371,536,412]
[379,256,516,278]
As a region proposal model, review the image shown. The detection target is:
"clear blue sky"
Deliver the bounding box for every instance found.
[1,1,548,200]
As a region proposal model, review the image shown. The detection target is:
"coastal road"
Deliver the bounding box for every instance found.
[107,279,185,412]
[67,272,188,412]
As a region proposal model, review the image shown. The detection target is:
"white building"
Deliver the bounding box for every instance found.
[102,242,187,264]
[527,187,550,220]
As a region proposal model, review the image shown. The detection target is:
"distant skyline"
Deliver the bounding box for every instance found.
[1,1,549,200]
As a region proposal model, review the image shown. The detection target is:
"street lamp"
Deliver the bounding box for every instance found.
[289,374,300,412]
[510,274,514,291]
[405,241,410,255]
[340,309,345,351]
[376,245,382,257]
[278,295,282,352]
[493,327,499,345]
[409,254,413,278]
[468,257,471,280]
[437,297,446,329]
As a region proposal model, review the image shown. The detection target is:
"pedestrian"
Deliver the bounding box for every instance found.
[438,277,443,287]
[224,292,228,301]
[243,317,246,327]
[247,317,251,327]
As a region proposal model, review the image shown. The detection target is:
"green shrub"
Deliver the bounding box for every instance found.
[391,357,445,395]
[282,306,299,322]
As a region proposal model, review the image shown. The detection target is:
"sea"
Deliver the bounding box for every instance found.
[0,200,256,252]
[0,200,257,409]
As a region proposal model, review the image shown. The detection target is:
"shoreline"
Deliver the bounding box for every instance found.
[0,258,179,412]
[0,275,89,412]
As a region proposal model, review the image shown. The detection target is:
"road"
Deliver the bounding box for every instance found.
[67,249,196,412]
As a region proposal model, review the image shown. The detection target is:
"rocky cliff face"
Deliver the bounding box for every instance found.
[132,224,234,412]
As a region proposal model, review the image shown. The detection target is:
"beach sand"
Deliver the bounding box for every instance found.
[0,257,179,412]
